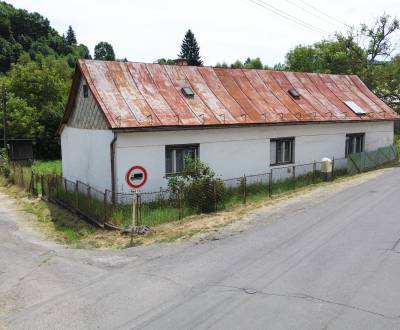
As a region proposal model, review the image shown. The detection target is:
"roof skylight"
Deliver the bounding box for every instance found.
[344,101,366,115]
[181,87,194,98]
[288,88,300,99]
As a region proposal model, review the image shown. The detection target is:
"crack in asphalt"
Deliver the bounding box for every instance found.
[390,237,400,251]
[207,284,400,320]
[17,250,57,282]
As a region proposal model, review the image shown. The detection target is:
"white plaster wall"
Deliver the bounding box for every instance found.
[61,127,114,192]
[115,121,394,193]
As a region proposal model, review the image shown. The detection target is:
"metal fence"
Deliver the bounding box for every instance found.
[4,145,398,230]
[347,145,397,174]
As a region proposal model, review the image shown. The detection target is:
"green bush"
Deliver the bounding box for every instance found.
[0,149,10,178]
[168,156,224,213]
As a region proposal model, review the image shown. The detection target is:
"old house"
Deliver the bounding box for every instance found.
[59,59,399,195]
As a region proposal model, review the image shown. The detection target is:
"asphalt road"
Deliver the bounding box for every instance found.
[1,168,400,330]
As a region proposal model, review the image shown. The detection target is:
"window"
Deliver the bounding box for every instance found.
[346,133,364,157]
[344,101,366,115]
[288,88,301,99]
[83,84,89,98]
[166,144,199,175]
[270,138,294,165]
[181,87,194,98]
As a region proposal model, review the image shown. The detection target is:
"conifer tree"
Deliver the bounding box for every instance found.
[178,29,203,66]
[65,25,77,45]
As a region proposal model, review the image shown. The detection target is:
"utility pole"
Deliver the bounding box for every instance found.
[2,85,6,152]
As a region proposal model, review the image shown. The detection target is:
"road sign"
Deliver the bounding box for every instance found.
[126,165,147,189]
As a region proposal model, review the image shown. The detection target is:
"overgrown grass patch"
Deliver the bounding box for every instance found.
[31,160,62,175]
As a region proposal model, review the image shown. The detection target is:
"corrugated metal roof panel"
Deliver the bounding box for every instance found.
[65,60,399,129]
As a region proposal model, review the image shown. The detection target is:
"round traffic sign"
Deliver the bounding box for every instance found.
[126,165,147,189]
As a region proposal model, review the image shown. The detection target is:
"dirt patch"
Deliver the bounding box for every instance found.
[0,169,387,249]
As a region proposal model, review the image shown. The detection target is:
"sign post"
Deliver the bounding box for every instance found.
[132,190,138,227]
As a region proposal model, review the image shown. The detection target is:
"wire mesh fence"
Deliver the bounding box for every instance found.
[3,144,398,229]
[347,145,397,174]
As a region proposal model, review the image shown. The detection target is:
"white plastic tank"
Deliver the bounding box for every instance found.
[321,157,333,173]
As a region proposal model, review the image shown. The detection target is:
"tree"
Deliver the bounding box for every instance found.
[284,13,400,113]
[94,41,115,61]
[157,58,175,65]
[65,25,77,45]
[4,55,72,158]
[361,14,399,63]
[244,57,263,69]
[178,29,203,66]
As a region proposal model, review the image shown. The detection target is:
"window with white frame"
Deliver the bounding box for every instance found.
[345,133,364,157]
[165,144,199,175]
[270,138,294,166]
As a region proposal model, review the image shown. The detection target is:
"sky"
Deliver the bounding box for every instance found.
[9,0,400,66]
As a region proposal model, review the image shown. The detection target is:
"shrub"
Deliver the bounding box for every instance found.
[168,156,224,213]
[0,148,10,177]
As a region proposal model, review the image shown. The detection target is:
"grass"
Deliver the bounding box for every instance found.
[31,160,62,175]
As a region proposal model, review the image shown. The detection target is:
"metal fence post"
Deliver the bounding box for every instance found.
[87,186,92,211]
[75,181,79,209]
[20,165,24,188]
[213,180,217,212]
[103,190,107,224]
[331,157,335,180]
[137,193,141,226]
[268,171,273,197]
[243,174,247,204]
[178,188,183,220]
[292,165,296,189]
[313,161,317,183]
[29,170,34,194]
[132,191,137,226]
[40,175,45,197]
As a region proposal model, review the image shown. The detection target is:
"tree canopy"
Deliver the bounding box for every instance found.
[179,29,203,66]
[284,14,400,111]
[0,1,92,158]
[94,41,116,61]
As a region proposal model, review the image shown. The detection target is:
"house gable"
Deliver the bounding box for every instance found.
[68,77,108,130]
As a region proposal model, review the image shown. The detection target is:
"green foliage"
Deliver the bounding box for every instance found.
[2,55,72,158]
[284,14,400,112]
[94,41,115,61]
[230,60,243,68]
[168,156,224,213]
[216,57,264,69]
[0,1,92,158]
[65,25,77,45]
[157,58,175,65]
[244,57,263,69]
[31,160,62,175]
[179,29,203,66]
[0,148,10,177]
[285,35,368,75]
[215,61,228,68]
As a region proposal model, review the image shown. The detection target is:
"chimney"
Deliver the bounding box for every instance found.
[174,58,188,66]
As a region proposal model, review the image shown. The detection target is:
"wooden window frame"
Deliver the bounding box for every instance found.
[345,133,365,157]
[165,144,199,176]
[270,137,295,166]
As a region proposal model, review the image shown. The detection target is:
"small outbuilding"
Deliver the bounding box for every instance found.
[59,59,399,196]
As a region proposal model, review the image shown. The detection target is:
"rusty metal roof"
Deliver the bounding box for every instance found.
[63,59,399,130]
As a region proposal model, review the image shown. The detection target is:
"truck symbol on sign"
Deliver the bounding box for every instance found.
[126,166,147,189]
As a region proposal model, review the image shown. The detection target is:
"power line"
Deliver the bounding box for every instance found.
[281,0,344,30]
[247,0,329,35]
[297,0,350,28]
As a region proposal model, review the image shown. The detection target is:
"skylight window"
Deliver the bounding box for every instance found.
[288,88,300,99]
[181,87,194,98]
[344,101,366,115]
